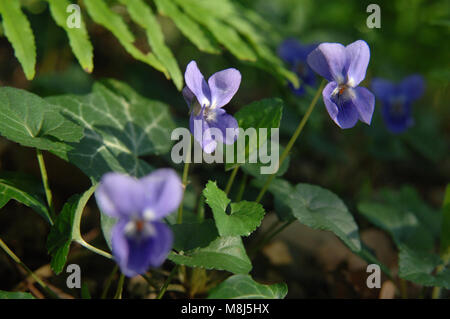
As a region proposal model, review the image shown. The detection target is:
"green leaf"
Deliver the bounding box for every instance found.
[0,171,51,224]
[46,0,94,73]
[208,274,287,299]
[0,290,35,299]
[46,79,176,182]
[120,0,183,90]
[83,0,168,78]
[168,236,252,274]
[441,184,450,261]
[154,0,220,54]
[0,87,83,154]
[169,219,219,251]
[357,187,440,251]
[264,179,361,252]
[203,181,265,237]
[47,185,96,274]
[0,1,36,79]
[398,244,450,289]
[225,98,283,171]
[174,0,256,61]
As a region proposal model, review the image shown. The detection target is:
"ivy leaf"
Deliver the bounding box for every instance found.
[263,179,361,252]
[47,186,96,274]
[208,274,287,299]
[0,172,51,225]
[0,87,83,154]
[119,0,183,90]
[398,244,450,289]
[224,98,283,171]
[83,0,168,78]
[168,236,252,274]
[0,1,36,79]
[46,0,94,73]
[46,79,176,182]
[203,181,265,237]
[154,0,220,54]
[0,290,35,299]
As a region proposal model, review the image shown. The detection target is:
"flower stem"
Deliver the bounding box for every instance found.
[255,80,325,203]
[177,136,192,224]
[235,173,248,202]
[0,238,58,298]
[113,273,125,299]
[156,265,179,299]
[101,265,118,299]
[224,165,239,195]
[36,149,55,222]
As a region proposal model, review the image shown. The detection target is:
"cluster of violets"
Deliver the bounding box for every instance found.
[279,38,424,132]
[95,38,425,277]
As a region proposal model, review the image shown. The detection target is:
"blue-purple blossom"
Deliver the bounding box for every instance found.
[278,39,317,96]
[182,61,241,153]
[95,169,182,277]
[371,75,424,134]
[307,40,375,129]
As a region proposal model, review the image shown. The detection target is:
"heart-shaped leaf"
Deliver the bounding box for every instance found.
[203,181,265,237]
[208,274,287,299]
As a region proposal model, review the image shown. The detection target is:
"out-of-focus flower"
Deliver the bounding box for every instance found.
[307,40,375,129]
[278,38,317,95]
[371,75,424,133]
[95,169,182,277]
[182,61,240,153]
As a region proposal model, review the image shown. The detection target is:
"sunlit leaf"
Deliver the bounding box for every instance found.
[208,274,287,299]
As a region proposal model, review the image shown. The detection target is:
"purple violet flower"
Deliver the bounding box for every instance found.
[371,75,424,134]
[307,40,375,129]
[278,38,317,96]
[182,61,241,153]
[95,169,182,277]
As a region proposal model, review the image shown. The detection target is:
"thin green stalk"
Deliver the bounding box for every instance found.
[235,173,248,202]
[113,273,125,299]
[255,80,325,203]
[36,149,55,222]
[177,137,192,224]
[0,238,58,298]
[249,220,293,257]
[101,265,118,299]
[197,194,205,222]
[224,165,239,195]
[76,239,112,260]
[156,265,179,299]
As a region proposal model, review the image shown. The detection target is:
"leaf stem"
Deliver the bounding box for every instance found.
[177,136,192,224]
[431,257,449,299]
[255,80,325,203]
[36,149,55,222]
[76,239,112,260]
[224,165,239,195]
[0,238,58,298]
[156,265,179,299]
[113,273,125,299]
